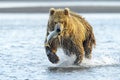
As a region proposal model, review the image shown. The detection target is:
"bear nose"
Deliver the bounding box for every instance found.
[56,28,61,32]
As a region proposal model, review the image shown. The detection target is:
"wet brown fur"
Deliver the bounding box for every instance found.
[45,8,96,64]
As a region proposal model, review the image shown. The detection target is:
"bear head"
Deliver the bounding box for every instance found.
[48,8,71,35]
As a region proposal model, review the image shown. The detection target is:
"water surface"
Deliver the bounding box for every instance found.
[0,13,120,80]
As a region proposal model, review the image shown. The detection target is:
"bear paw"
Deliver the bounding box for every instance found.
[47,53,59,64]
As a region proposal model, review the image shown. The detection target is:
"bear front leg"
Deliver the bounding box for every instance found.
[74,46,84,65]
[45,39,59,64]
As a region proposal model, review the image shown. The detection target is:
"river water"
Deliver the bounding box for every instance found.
[0,13,120,80]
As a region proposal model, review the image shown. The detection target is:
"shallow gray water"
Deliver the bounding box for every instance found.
[0,13,120,80]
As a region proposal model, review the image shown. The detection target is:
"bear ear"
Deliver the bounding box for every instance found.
[49,8,55,15]
[64,8,70,15]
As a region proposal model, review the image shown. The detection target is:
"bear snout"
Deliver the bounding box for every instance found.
[56,28,61,33]
[55,23,63,33]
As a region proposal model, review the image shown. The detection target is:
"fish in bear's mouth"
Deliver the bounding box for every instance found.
[46,23,62,44]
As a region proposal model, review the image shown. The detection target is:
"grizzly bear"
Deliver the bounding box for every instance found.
[44,8,96,65]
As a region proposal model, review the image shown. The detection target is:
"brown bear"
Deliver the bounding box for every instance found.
[44,8,96,65]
